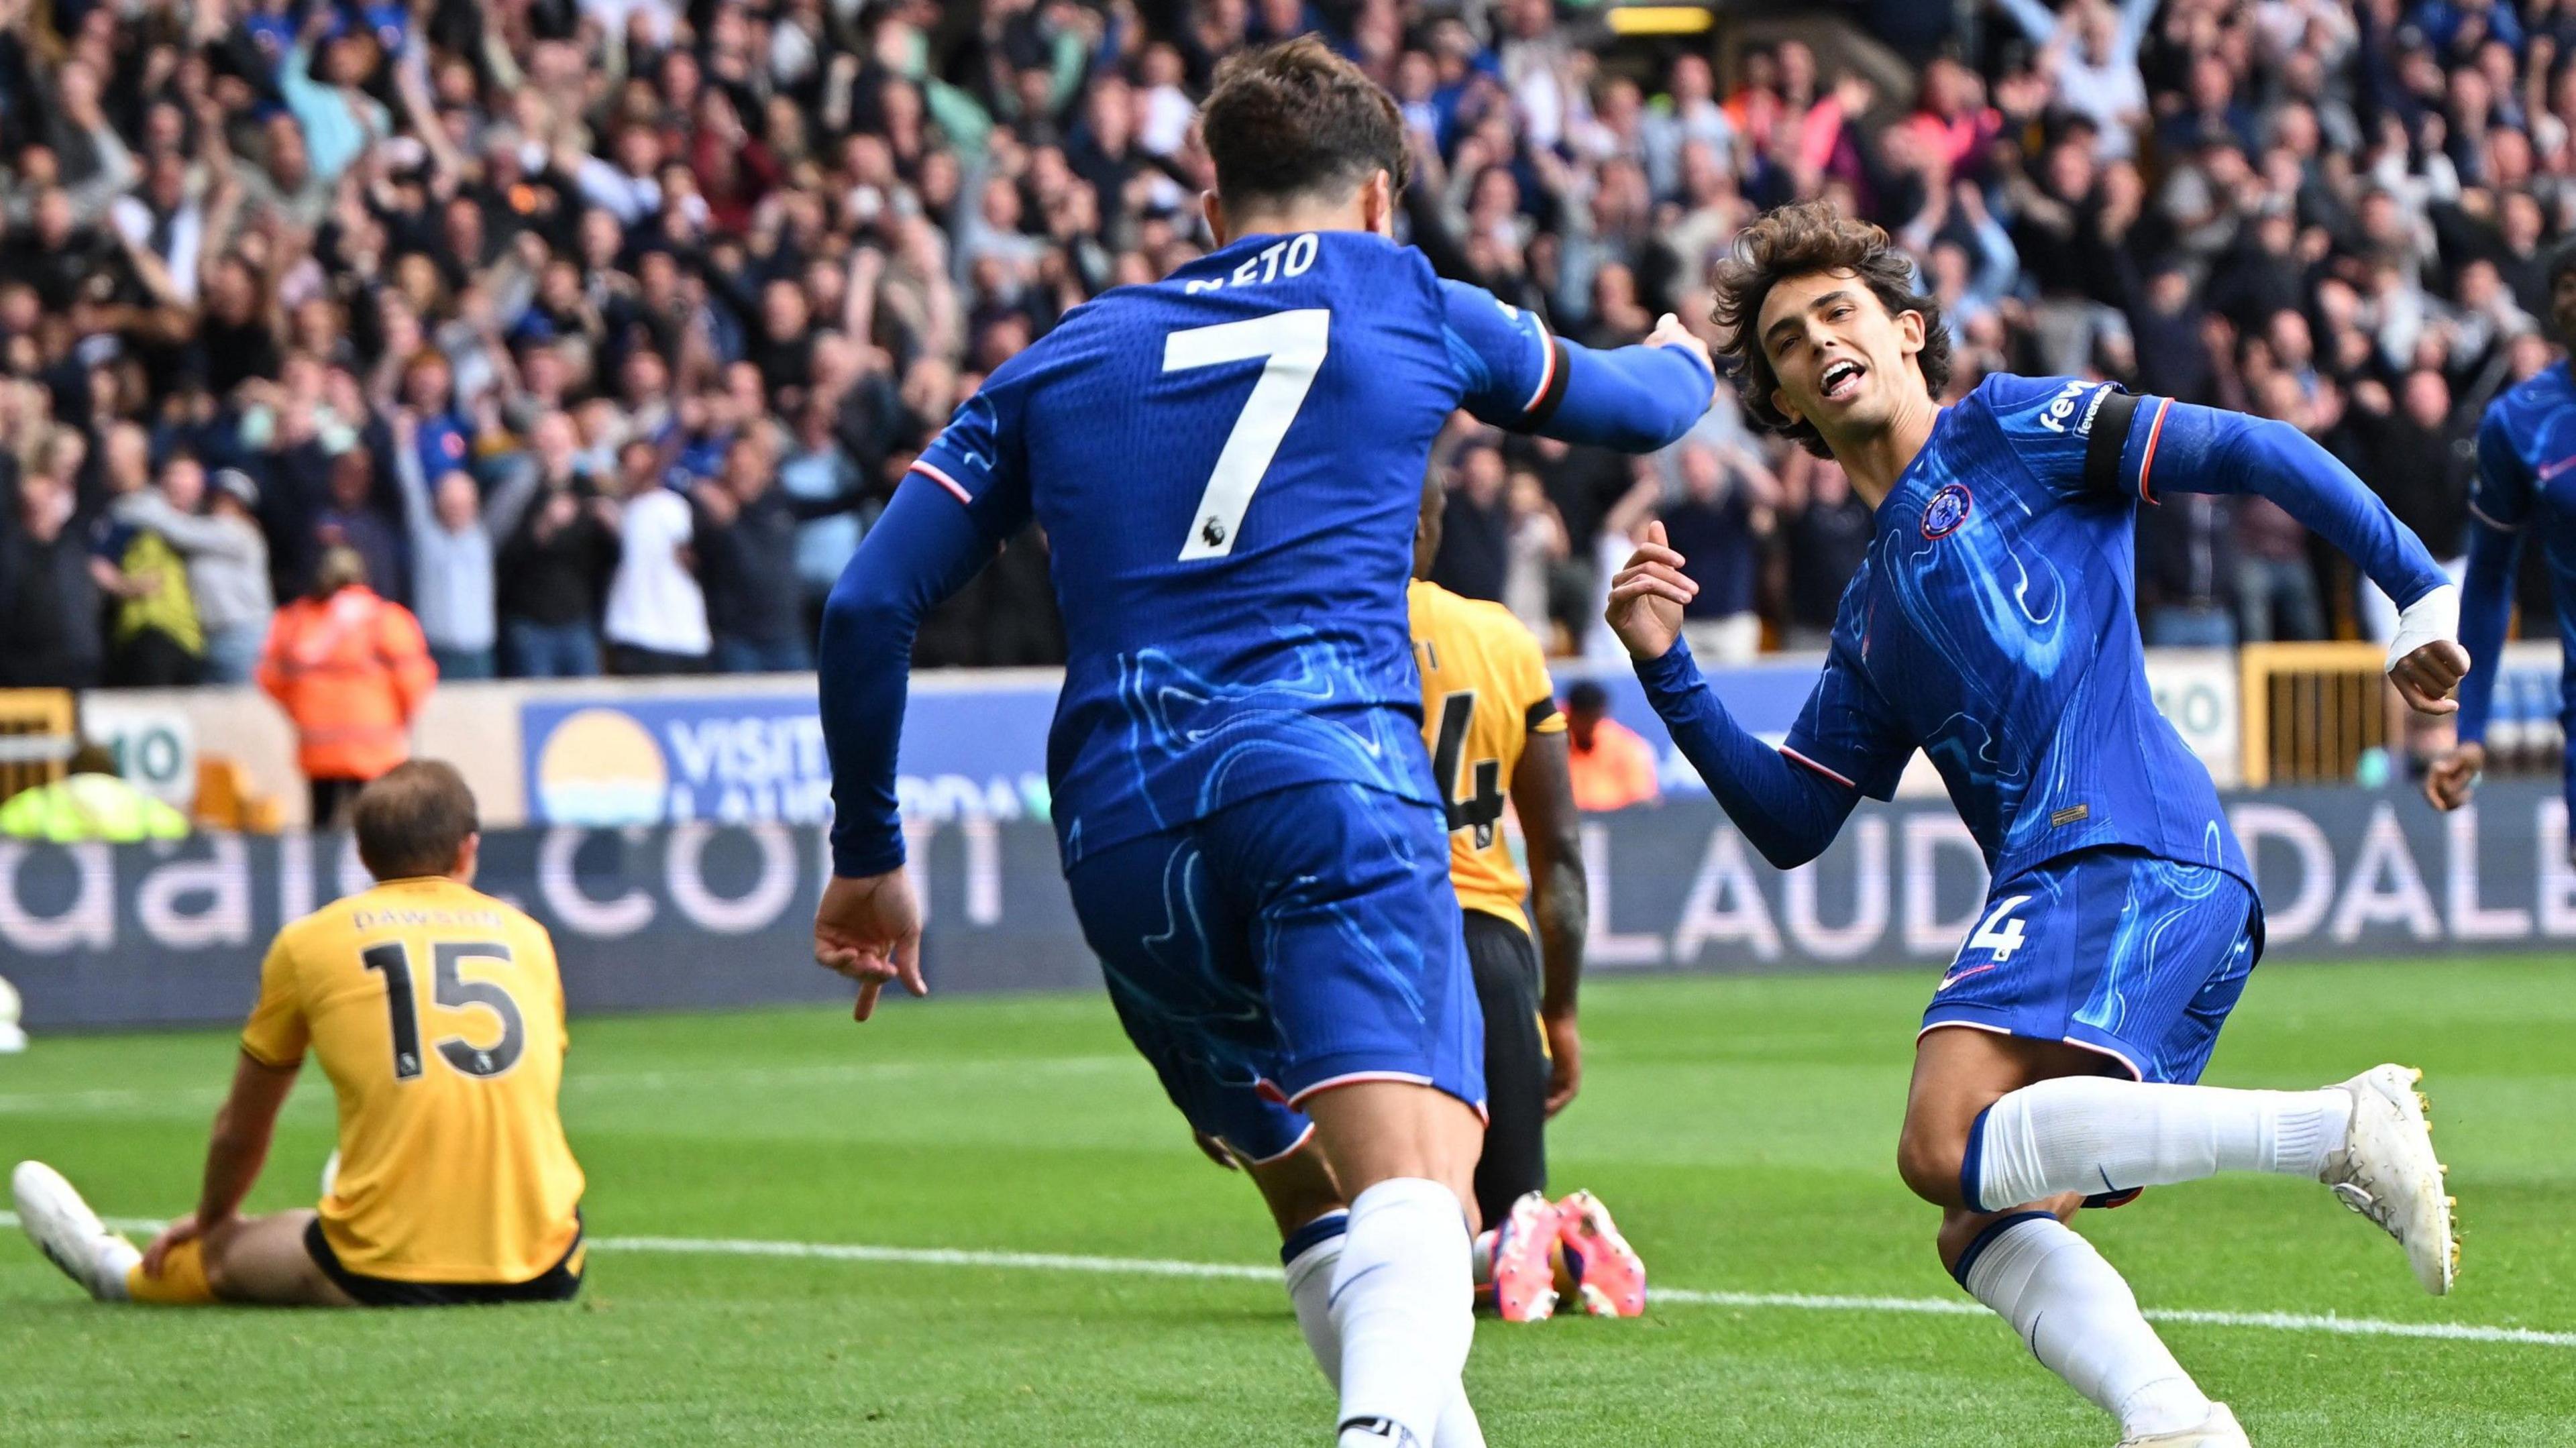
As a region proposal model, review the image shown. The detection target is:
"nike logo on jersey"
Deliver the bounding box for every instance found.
[2538,453,2576,482]
[1936,962,1999,993]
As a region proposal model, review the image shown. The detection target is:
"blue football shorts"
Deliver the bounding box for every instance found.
[1063,780,1486,1164]
[1921,846,2264,1086]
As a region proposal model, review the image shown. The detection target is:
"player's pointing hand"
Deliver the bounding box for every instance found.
[814,869,927,1022]
[1606,520,1695,662]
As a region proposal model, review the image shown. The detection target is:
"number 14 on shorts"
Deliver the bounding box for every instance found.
[1938,896,2033,993]
[1964,895,2034,962]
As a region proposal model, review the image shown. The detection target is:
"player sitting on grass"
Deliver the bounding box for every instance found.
[2426,241,2576,825]
[812,36,1712,1448]
[1605,201,2464,1448]
[14,761,586,1308]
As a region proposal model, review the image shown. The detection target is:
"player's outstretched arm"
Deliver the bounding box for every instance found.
[1607,524,1860,868]
[2428,516,2522,810]
[1525,315,1719,453]
[1439,276,1714,453]
[2135,401,2469,712]
[814,478,1003,1019]
[144,1051,298,1276]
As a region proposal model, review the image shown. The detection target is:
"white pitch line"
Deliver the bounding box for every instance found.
[588,1234,1281,1282]
[13,1215,2571,1348]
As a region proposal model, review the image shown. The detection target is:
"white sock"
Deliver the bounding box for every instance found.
[1287,1214,1483,1448]
[1284,1215,1350,1390]
[92,1236,138,1302]
[1959,1214,2208,1437]
[1329,1178,1476,1448]
[1971,1077,2351,1211]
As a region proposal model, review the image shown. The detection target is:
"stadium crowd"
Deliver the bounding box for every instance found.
[0,0,2565,687]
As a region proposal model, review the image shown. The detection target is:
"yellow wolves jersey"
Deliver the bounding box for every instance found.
[240,875,584,1284]
[1407,580,1566,930]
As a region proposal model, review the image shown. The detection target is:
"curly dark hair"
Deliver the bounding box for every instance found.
[1200,36,1410,211]
[1709,201,1953,458]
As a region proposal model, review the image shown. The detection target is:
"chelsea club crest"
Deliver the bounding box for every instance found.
[1921,483,1973,539]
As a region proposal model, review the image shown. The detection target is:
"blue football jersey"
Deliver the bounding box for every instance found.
[909,230,1566,865]
[2463,361,2576,743]
[1782,373,2251,888]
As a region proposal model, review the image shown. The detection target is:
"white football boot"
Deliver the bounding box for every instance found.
[2116,1402,2249,1447]
[11,1160,138,1301]
[2318,1064,2457,1295]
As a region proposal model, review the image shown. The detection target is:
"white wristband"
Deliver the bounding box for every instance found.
[2386,582,2461,673]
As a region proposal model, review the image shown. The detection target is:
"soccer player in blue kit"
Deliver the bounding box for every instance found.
[2425,243,2576,825]
[1607,203,2466,1448]
[808,39,1713,1448]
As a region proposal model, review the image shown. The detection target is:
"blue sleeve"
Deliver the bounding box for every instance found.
[818,364,1037,877]
[2118,397,2450,610]
[1436,278,1711,452]
[1634,638,1874,869]
[2469,404,2536,532]
[818,478,1016,877]
[2002,382,2451,609]
[2453,517,2521,746]
[908,347,1038,537]
[1778,633,1915,802]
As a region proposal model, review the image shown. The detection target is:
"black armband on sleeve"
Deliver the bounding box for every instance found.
[2084,388,2143,498]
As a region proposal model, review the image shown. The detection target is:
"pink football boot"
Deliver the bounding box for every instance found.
[1487,1190,1562,1321]
[1556,1190,1647,1317]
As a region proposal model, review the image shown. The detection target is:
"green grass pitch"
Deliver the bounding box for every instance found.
[3,956,2573,1445]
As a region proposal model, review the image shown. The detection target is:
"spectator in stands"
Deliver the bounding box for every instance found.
[1778,455,1873,652]
[695,432,861,673]
[1501,470,1568,645]
[390,411,539,682]
[256,547,434,829]
[1993,0,2157,159]
[309,448,406,613]
[2340,370,2477,642]
[601,440,710,675]
[93,423,205,687]
[1563,681,1661,813]
[0,455,105,689]
[495,430,619,680]
[1579,476,1666,662]
[111,463,273,687]
[2139,492,2241,649]
[780,397,870,642]
[2233,374,2330,643]
[1430,435,1513,604]
[1658,441,1779,665]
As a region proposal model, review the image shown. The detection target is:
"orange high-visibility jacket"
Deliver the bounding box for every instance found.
[1568,715,1662,814]
[256,586,437,783]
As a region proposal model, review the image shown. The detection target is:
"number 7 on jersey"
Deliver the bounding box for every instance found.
[1163,309,1331,560]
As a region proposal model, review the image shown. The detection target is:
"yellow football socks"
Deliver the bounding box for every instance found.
[125,1241,218,1305]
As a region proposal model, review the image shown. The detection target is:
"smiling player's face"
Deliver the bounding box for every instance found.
[1758,269,1927,444]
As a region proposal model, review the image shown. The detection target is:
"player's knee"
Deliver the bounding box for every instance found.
[1895,1125,1968,1209]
